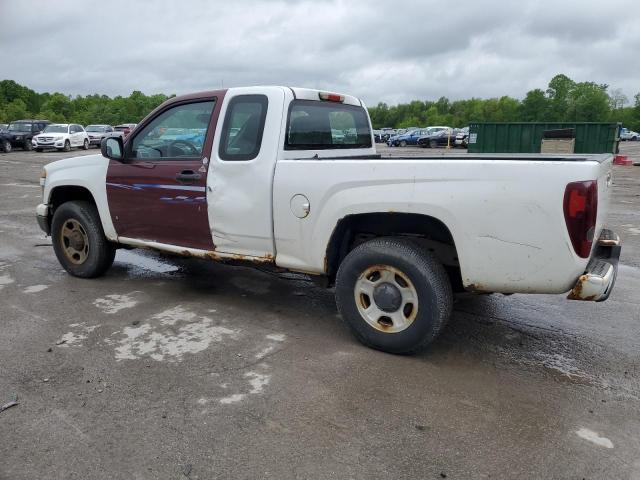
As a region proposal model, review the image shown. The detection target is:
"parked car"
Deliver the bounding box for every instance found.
[377,128,396,143]
[32,123,89,152]
[388,128,431,147]
[418,127,456,148]
[386,127,421,146]
[0,119,50,152]
[620,128,639,141]
[455,127,469,148]
[85,125,115,147]
[35,86,620,355]
[113,123,137,138]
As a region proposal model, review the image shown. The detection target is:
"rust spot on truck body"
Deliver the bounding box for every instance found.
[567,274,596,301]
[465,283,493,294]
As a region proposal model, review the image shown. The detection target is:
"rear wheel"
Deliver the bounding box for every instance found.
[399,140,407,147]
[429,140,438,149]
[23,139,33,151]
[51,201,116,278]
[335,237,453,354]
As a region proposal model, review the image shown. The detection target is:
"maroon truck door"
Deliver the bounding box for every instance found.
[106,93,225,251]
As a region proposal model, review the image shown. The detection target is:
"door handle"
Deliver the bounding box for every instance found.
[176,170,201,183]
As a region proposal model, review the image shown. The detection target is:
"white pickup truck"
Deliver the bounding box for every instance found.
[36,86,621,354]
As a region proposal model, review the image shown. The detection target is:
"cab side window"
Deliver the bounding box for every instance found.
[219,95,268,161]
[129,100,215,160]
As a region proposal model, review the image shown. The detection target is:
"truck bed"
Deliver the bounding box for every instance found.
[295,153,614,163]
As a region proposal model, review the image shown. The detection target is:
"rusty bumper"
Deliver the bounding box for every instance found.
[568,229,620,302]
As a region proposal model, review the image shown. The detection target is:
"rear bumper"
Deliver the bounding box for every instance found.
[568,229,620,302]
[36,203,50,235]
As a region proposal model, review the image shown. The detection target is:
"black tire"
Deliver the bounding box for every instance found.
[335,237,453,354]
[1,140,11,153]
[35,148,43,152]
[430,140,438,149]
[399,140,407,147]
[63,140,71,152]
[51,201,116,278]
[23,139,33,151]
[82,139,89,150]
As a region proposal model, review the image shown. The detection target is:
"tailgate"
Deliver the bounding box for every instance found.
[595,154,614,241]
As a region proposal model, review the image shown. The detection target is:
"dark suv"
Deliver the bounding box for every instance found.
[0,120,51,152]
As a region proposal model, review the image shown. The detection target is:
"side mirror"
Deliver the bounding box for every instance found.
[101,136,124,161]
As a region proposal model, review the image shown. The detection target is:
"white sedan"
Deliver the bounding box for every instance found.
[32,124,90,152]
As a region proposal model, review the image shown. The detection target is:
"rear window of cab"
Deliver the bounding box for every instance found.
[285,100,372,150]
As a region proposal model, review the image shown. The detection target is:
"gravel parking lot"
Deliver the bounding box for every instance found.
[1,144,639,479]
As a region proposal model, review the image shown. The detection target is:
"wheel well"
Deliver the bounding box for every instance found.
[49,186,96,213]
[325,212,462,290]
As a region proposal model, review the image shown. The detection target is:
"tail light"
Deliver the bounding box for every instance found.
[563,180,598,258]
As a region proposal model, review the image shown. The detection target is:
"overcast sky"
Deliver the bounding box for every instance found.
[1,0,638,106]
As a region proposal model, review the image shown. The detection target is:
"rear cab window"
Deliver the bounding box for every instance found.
[285,100,372,150]
[219,95,268,161]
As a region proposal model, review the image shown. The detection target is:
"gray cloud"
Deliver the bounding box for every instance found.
[0,0,638,106]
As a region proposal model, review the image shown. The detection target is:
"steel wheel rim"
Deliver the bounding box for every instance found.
[60,218,89,264]
[354,264,419,333]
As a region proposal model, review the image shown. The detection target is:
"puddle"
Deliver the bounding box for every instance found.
[115,250,179,274]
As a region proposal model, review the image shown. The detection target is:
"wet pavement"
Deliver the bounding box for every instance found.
[1,144,639,479]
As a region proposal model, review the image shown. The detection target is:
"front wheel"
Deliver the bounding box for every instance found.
[1,140,11,153]
[335,237,453,354]
[399,140,407,147]
[63,140,71,152]
[82,139,89,150]
[430,140,438,149]
[23,139,33,151]
[51,201,116,278]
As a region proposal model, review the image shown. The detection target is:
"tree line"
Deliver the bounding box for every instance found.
[0,80,170,126]
[368,74,640,130]
[1,74,639,130]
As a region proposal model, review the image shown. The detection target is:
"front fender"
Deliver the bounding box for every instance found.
[43,154,117,240]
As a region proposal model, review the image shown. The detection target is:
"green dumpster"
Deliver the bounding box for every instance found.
[467,122,621,154]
